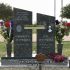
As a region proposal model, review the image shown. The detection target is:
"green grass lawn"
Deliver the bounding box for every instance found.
[0,41,70,58]
[0,42,6,57]
[62,41,70,57]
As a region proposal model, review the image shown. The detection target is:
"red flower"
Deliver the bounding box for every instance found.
[5,21,10,28]
[49,53,59,59]
[64,22,70,27]
[54,55,64,62]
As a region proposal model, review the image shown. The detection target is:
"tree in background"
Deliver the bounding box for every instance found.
[61,4,70,19]
[0,3,13,20]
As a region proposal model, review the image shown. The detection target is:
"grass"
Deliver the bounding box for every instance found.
[62,41,70,57]
[0,42,6,57]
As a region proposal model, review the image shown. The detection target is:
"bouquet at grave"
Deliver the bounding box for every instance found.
[49,53,65,62]
[0,20,13,43]
[49,53,59,59]
[54,54,65,62]
[55,20,67,44]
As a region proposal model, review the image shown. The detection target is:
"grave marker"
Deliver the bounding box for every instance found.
[1,8,68,67]
[14,8,32,58]
[37,13,55,56]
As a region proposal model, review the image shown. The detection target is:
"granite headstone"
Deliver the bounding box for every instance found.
[13,8,32,58]
[37,13,55,56]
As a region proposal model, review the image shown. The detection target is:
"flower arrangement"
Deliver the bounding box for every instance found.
[54,54,64,62]
[0,20,13,57]
[49,53,65,62]
[49,53,59,59]
[55,20,67,44]
[0,20,13,43]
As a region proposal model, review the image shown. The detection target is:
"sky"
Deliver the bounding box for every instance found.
[0,0,70,23]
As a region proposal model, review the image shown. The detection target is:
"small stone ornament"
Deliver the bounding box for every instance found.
[48,26,52,32]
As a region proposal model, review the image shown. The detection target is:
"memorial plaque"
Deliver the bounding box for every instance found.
[13,8,32,58]
[37,13,55,56]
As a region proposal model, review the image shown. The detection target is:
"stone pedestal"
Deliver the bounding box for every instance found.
[0,65,70,70]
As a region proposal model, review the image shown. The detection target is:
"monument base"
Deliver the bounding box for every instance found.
[1,57,68,67]
[0,65,70,70]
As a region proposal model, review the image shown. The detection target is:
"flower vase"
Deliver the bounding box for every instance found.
[57,43,63,55]
[6,43,12,57]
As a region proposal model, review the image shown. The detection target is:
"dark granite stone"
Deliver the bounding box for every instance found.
[37,13,55,56]
[13,8,32,58]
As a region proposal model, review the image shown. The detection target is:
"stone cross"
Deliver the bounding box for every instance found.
[24,25,45,33]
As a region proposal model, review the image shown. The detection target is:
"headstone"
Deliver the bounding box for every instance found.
[37,13,55,56]
[1,8,68,67]
[13,8,32,58]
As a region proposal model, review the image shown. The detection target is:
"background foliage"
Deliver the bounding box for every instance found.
[0,3,13,20]
[61,4,70,19]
